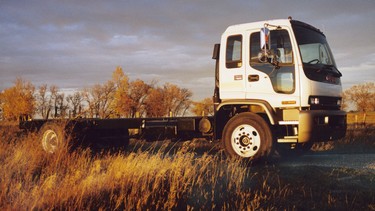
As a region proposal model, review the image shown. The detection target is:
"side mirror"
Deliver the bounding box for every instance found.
[258,27,271,63]
[260,27,270,50]
[212,43,220,60]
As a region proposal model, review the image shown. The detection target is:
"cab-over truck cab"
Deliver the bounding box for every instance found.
[213,18,346,159]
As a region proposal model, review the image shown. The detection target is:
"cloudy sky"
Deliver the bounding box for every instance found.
[1,0,374,100]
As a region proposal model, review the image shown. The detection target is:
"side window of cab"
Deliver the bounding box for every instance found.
[250,30,295,93]
[250,30,293,72]
[226,35,242,68]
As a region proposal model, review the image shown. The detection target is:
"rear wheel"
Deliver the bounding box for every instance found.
[222,112,273,160]
[39,122,70,153]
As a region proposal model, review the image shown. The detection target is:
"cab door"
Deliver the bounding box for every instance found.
[219,34,247,100]
[245,28,299,108]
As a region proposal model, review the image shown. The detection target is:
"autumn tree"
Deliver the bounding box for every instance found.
[342,82,375,112]
[163,83,192,117]
[48,85,69,118]
[109,67,192,118]
[341,92,349,112]
[111,66,131,117]
[144,87,166,117]
[57,93,67,117]
[81,66,134,118]
[0,78,35,121]
[36,84,52,119]
[191,97,214,116]
[83,81,116,118]
[0,96,3,120]
[127,79,151,117]
[66,91,83,118]
[49,85,58,118]
[144,83,192,117]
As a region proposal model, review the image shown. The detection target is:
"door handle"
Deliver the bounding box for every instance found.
[248,75,259,82]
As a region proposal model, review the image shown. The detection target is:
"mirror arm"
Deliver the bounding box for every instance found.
[265,23,282,29]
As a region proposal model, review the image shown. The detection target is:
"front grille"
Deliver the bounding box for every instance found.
[309,96,341,110]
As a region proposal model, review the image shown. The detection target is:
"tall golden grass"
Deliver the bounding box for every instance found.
[0,122,374,210]
[0,125,256,210]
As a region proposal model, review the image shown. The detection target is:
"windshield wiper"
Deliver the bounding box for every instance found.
[322,65,342,77]
[303,63,342,77]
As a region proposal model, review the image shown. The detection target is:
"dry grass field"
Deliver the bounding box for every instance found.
[0,115,374,210]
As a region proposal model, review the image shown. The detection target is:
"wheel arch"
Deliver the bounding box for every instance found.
[214,99,277,140]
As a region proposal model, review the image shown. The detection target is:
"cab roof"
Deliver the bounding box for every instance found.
[223,18,322,36]
[224,19,293,34]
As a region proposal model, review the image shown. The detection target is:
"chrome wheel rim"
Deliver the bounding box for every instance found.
[42,129,59,153]
[231,124,261,158]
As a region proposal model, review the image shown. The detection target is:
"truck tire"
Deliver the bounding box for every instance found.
[222,112,273,160]
[39,122,70,153]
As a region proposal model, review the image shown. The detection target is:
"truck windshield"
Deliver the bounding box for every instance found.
[292,21,342,79]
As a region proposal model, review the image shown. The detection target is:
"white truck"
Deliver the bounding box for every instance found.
[20,17,347,160]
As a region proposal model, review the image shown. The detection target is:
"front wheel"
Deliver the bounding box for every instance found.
[222,112,273,160]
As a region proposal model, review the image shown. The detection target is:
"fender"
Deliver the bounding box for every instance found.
[214,99,277,140]
[216,99,277,124]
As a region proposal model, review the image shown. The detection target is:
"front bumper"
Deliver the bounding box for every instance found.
[298,110,346,143]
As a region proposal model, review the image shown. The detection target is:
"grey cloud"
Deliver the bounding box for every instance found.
[1,0,374,100]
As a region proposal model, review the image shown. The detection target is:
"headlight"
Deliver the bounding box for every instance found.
[310,97,319,105]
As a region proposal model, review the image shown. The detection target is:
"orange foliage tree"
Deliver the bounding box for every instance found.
[162,83,192,117]
[342,82,375,112]
[82,81,116,118]
[144,83,192,117]
[110,66,131,117]
[127,79,151,117]
[0,66,195,120]
[191,97,214,116]
[0,78,35,121]
[144,87,166,117]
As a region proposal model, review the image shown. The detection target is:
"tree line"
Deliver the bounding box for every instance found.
[0,67,213,121]
[0,66,373,121]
